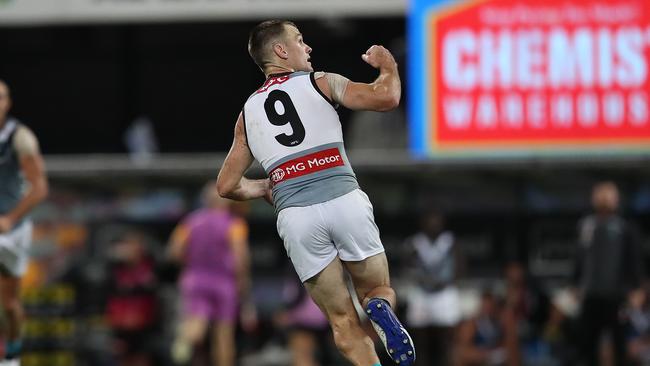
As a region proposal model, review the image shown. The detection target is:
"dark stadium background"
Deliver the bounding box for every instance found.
[1,9,650,366]
[0,19,403,153]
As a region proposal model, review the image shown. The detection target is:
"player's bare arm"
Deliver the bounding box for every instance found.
[166,223,189,263]
[228,219,253,302]
[315,45,401,112]
[217,113,272,202]
[0,126,48,233]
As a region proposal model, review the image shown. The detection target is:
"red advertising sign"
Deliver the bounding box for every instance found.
[430,0,650,151]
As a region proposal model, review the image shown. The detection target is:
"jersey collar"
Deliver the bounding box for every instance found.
[266,72,293,80]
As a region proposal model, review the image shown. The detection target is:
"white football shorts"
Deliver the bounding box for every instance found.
[0,220,33,277]
[276,189,385,282]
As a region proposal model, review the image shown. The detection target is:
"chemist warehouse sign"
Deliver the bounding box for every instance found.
[409,0,650,159]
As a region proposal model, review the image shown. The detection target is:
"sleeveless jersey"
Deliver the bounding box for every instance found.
[183,208,236,281]
[243,71,358,212]
[0,118,23,220]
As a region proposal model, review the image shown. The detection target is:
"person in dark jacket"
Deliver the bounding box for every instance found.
[574,181,644,366]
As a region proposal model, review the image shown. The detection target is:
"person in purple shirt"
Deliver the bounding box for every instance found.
[167,182,254,366]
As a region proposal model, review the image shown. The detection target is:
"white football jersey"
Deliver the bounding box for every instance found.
[243,71,358,212]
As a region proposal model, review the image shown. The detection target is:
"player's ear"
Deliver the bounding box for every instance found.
[273,43,289,60]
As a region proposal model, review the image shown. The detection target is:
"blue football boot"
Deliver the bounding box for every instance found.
[365,298,415,365]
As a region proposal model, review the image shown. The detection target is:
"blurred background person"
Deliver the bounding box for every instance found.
[623,286,650,365]
[574,181,644,366]
[123,115,159,166]
[455,291,519,366]
[401,210,462,365]
[274,273,330,366]
[0,79,49,365]
[105,231,160,366]
[168,182,254,366]
[501,262,550,365]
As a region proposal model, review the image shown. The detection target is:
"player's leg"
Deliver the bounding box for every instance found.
[344,254,415,365]
[211,321,235,366]
[304,257,381,366]
[0,273,23,360]
[171,316,209,365]
[0,223,31,363]
[278,203,380,365]
[326,190,414,365]
[343,253,394,308]
[172,284,211,365]
[210,280,238,366]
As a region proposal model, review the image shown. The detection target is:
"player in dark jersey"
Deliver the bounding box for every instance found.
[0,80,49,366]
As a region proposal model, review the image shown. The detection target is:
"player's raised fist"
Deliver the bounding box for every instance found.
[361,45,396,69]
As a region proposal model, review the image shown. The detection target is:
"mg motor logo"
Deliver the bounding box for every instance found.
[268,148,345,185]
[270,168,286,184]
